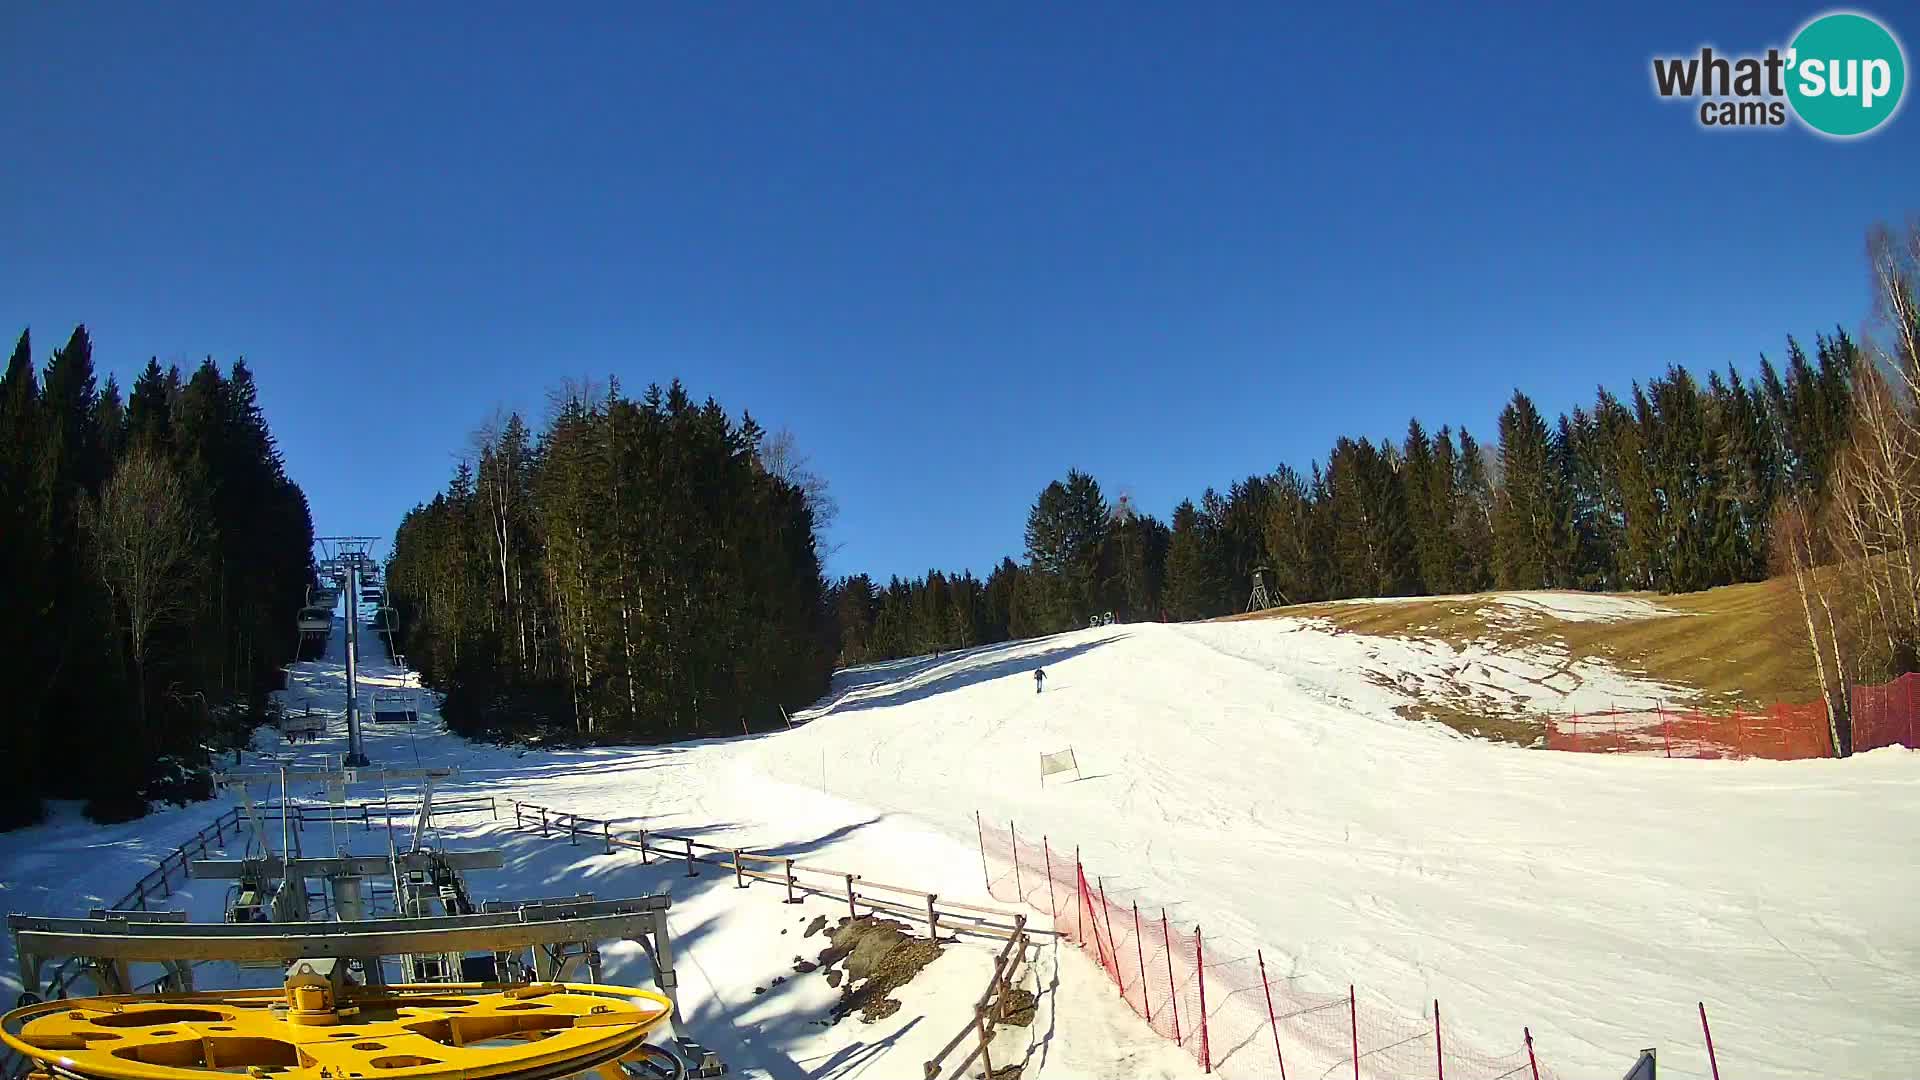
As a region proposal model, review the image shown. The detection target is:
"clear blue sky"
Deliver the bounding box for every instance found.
[4,3,1914,581]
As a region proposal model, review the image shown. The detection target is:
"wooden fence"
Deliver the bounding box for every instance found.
[507,800,1037,945]
[114,806,246,911]
[921,915,1033,1079]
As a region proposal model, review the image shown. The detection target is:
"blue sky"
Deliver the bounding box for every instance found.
[3,3,1914,581]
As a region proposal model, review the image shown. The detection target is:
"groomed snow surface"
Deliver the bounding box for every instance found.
[5,600,1917,1078]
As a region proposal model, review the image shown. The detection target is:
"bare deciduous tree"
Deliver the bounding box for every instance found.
[757,427,841,555]
[84,448,203,750]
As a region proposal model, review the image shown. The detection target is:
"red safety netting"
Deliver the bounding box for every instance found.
[978,816,1556,1079]
[1548,672,1920,760]
[1850,673,1920,753]
[1546,703,1833,759]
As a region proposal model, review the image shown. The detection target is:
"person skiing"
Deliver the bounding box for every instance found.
[1033,668,1047,694]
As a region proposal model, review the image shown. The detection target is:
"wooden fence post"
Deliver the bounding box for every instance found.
[603,821,612,855]
[784,858,799,904]
[1195,925,1210,1073]
[974,1007,995,1075]
[684,837,697,877]
[639,828,649,863]
[569,817,578,846]
[539,806,549,838]
[926,893,939,941]
[845,874,858,920]
[1258,950,1286,1080]
[732,849,746,889]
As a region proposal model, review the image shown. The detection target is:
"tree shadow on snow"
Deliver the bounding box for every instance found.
[829,634,1123,716]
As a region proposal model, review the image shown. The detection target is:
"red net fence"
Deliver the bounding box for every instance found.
[1546,673,1919,760]
[976,815,1554,1079]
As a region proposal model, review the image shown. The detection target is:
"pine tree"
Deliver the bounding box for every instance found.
[1162,499,1224,620]
[1022,469,1109,630]
[1262,464,1322,603]
[1492,392,1568,589]
[0,331,48,826]
[1453,427,1495,589]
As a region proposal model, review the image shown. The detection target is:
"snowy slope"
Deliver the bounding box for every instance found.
[6,605,1915,1079]
[749,619,1919,1080]
[0,613,1196,1080]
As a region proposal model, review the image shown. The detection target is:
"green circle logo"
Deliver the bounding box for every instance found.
[1787,12,1906,137]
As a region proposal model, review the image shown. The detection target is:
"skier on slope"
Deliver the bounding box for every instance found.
[1033,668,1047,694]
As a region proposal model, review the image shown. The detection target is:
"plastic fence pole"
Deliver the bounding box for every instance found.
[1044,837,1058,922]
[1096,878,1120,981]
[1134,901,1151,1023]
[1349,985,1359,1080]
[976,810,990,890]
[1011,822,1023,901]
[1662,703,1671,758]
[1699,1002,1722,1080]
[1524,1027,1539,1080]
[1162,908,1182,1041]
[1075,848,1085,943]
[1196,926,1211,1073]
[1434,999,1444,1080]
[1258,950,1286,1080]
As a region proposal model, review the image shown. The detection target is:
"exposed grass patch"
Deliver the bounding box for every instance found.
[1236,577,1813,714]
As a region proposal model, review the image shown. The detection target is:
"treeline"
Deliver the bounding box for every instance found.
[1780,222,1920,750]
[831,338,1856,667]
[0,328,315,826]
[386,380,834,741]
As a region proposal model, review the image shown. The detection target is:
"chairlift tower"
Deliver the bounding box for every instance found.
[317,536,382,766]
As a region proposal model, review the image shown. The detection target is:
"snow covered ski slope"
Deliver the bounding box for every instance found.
[750,615,1920,1080]
[0,614,1195,1080]
[4,603,1915,1078]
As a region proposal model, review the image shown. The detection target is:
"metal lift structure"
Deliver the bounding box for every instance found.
[4,763,722,1078]
[314,537,381,766]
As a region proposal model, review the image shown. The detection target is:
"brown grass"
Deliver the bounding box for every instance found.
[1227,577,1815,740]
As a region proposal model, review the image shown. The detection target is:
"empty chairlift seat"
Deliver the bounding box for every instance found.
[296,606,333,634]
[371,689,418,724]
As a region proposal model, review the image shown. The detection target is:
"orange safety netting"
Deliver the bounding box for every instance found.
[977,817,1554,1079]
[1546,672,1918,760]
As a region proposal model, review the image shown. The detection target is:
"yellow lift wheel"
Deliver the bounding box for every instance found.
[2,977,675,1080]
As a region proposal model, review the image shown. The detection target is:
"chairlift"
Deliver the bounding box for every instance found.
[371,688,418,724]
[296,606,333,635]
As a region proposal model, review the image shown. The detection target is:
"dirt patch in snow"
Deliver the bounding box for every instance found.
[813,915,944,1023]
[994,987,1037,1027]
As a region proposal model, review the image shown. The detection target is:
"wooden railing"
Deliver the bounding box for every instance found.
[922,914,1033,1079]
[508,800,1039,945]
[115,807,245,911]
